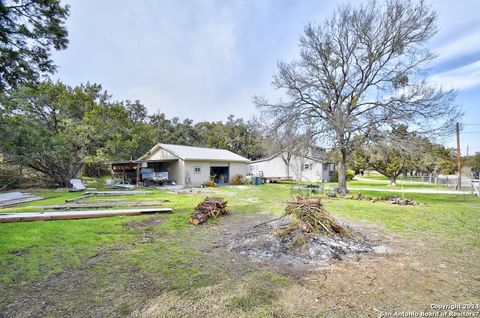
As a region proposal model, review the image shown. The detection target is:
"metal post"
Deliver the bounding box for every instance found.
[136,162,140,187]
[456,122,462,190]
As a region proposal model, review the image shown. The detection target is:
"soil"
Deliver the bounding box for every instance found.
[123,216,165,230]
[226,215,377,269]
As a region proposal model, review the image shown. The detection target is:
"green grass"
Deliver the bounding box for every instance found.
[0,181,479,315]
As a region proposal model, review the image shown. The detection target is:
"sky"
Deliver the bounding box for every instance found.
[51,0,480,154]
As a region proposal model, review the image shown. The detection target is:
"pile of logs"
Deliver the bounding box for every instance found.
[188,197,229,225]
[285,197,349,237]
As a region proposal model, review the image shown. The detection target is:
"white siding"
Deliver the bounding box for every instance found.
[170,159,185,185]
[184,161,211,186]
[183,161,248,186]
[249,154,332,182]
[144,148,178,161]
[249,156,289,178]
[229,162,248,182]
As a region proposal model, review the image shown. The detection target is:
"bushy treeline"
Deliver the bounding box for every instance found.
[0,81,265,186]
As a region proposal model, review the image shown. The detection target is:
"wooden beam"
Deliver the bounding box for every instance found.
[0,208,173,223]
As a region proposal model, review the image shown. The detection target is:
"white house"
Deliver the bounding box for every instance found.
[248,149,335,182]
[110,143,249,186]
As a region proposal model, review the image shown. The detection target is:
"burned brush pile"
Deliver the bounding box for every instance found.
[228,197,374,267]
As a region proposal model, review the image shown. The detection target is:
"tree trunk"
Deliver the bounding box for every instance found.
[389,175,397,186]
[286,159,290,178]
[338,149,348,195]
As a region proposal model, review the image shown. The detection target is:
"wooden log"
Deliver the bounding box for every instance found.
[188,197,228,225]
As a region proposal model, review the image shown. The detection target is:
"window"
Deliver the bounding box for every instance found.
[303,163,311,170]
[194,166,201,174]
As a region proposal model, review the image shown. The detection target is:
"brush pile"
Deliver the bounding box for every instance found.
[348,193,420,205]
[388,197,418,206]
[348,193,390,202]
[188,197,229,225]
[285,197,349,237]
[228,196,375,267]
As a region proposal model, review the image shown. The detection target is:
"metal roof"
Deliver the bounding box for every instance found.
[249,152,329,164]
[142,143,250,162]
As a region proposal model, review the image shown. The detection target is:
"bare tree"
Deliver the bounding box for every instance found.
[255,0,460,195]
[263,119,313,177]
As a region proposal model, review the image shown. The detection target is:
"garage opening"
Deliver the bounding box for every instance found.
[210,166,229,184]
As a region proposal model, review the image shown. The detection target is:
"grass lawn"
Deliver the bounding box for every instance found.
[0,182,479,317]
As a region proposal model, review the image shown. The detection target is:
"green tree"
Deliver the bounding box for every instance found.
[355,126,417,186]
[464,152,480,172]
[0,0,70,92]
[0,81,107,186]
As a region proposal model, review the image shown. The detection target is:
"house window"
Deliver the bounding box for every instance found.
[303,163,311,170]
[194,166,201,174]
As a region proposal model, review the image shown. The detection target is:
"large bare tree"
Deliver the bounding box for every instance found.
[255,0,460,194]
[262,119,313,178]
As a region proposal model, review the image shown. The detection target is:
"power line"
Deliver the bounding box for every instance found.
[462,131,480,134]
[462,123,480,126]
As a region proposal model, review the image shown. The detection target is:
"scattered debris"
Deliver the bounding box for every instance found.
[0,208,173,223]
[348,193,390,202]
[106,179,135,189]
[229,197,376,267]
[69,179,86,192]
[0,192,44,207]
[171,188,217,195]
[348,193,421,205]
[188,197,229,225]
[40,200,170,210]
[85,190,151,196]
[64,193,94,203]
[65,190,152,203]
[388,197,418,206]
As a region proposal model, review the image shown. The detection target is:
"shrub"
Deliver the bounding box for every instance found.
[204,180,217,187]
[330,170,338,182]
[330,170,355,182]
[230,174,245,185]
[346,169,356,181]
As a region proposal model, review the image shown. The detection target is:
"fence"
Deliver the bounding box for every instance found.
[398,174,478,194]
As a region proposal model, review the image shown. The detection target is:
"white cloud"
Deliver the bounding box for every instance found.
[429,60,480,90]
[431,29,480,67]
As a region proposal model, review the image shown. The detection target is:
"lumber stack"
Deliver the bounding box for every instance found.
[188,197,229,225]
[285,196,349,237]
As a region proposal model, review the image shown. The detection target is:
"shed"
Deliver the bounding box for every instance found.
[110,144,249,186]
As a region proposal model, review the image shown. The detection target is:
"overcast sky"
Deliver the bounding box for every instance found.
[52,0,480,154]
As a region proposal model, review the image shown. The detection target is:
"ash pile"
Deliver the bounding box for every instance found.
[228,197,374,267]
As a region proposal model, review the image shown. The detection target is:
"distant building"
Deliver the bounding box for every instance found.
[248,147,335,182]
[109,143,249,186]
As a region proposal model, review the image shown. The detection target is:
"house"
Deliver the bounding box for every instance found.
[109,143,249,186]
[248,147,335,182]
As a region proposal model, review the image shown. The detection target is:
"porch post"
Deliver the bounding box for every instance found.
[136,162,140,187]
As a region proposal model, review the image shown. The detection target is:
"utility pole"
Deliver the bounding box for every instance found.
[456,122,462,190]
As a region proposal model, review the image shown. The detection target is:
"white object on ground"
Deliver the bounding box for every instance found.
[0,208,173,223]
[69,179,86,191]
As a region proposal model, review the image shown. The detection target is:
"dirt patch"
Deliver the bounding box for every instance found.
[123,216,165,230]
[8,247,30,257]
[227,215,377,269]
[0,247,159,318]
